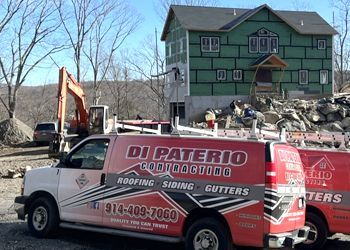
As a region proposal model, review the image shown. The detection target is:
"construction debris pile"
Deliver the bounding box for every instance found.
[200,94,350,133]
[0,118,33,146]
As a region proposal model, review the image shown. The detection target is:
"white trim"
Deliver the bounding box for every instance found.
[270,37,279,53]
[299,70,308,85]
[320,70,328,84]
[259,37,269,53]
[317,39,326,50]
[233,69,242,80]
[201,37,220,52]
[217,69,227,80]
[249,37,258,53]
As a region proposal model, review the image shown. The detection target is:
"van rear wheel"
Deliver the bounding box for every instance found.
[299,212,327,249]
[28,197,59,238]
[185,217,233,250]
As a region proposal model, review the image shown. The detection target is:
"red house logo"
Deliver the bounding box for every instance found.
[301,154,335,184]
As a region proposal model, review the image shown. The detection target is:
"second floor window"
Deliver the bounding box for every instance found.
[249,28,278,54]
[201,37,219,52]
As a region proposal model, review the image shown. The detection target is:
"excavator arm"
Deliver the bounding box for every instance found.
[49,67,89,158]
[57,67,88,134]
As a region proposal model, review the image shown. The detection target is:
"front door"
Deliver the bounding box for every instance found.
[57,138,110,225]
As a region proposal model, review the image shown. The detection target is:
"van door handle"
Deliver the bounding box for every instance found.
[100,173,106,185]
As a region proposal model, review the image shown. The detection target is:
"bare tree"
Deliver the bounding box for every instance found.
[156,0,218,21]
[84,1,141,105]
[126,34,168,120]
[106,61,126,118]
[0,0,63,119]
[105,60,141,119]
[332,0,350,91]
[55,0,110,82]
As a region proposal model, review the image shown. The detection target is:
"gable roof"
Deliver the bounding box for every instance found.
[161,4,338,41]
[251,54,288,68]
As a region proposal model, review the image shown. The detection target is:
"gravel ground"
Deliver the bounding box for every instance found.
[0,145,350,250]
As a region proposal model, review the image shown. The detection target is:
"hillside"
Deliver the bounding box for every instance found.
[0,80,161,129]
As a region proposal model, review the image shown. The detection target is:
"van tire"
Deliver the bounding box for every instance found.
[299,212,327,249]
[185,217,233,250]
[28,197,59,238]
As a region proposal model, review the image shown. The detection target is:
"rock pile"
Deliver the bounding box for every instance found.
[0,118,33,145]
[201,94,350,133]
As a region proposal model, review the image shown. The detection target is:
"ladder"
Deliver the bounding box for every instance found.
[172,117,350,150]
[112,115,162,135]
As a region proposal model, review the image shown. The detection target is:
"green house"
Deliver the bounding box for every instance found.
[161,4,337,123]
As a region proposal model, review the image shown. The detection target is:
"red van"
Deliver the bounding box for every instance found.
[297,148,350,249]
[15,133,311,249]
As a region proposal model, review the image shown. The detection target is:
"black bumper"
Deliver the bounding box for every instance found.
[14,196,28,220]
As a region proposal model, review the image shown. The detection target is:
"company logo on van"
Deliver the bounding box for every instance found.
[125,145,248,178]
[303,155,335,186]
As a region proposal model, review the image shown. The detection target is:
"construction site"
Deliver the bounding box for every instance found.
[3,1,350,249]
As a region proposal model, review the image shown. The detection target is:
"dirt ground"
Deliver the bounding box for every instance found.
[0,145,350,250]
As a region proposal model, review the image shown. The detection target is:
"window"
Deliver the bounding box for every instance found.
[201,37,219,52]
[249,28,278,54]
[249,37,258,53]
[299,70,308,85]
[318,40,326,50]
[320,70,328,84]
[270,37,279,53]
[166,43,172,57]
[66,139,109,170]
[233,70,243,80]
[259,37,269,53]
[180,38,187,53]
[217,70,226,80]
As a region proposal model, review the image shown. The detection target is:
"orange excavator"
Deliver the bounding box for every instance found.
[49,67,109,157]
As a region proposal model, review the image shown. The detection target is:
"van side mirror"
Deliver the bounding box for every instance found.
[58,152,68,164]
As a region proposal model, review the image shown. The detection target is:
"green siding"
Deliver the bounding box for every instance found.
[213,84,236,95]
[285,47,305,58]
[221,45,239,57]
[165,6,334,97]
[197,70,216,82]
[285,59,302,70]
[190,84,212,95]
[272,70,291,82]
[248,8,269,21]
[213,58,235,69]
[323,59,332,69]
[190,58,212,69]
[302,59,323,70]
[309,71,319,82]
[291,33,312,46]
[189,44,202,57]
[306,48,326,58]
[235,83,251,95]
[236,59,254,68]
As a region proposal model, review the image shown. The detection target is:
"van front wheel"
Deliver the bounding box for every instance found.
[28,197,59,238]
[185,217,233,250]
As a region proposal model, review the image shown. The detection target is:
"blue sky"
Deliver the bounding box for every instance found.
[25,0,335,85]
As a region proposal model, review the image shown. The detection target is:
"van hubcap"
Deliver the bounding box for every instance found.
[304,221,317,244]
[193,229,218,250]
[32,206,48,231]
